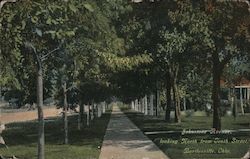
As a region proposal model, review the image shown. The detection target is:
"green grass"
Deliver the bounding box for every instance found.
[0,112,111,159]
[122,108,250,159]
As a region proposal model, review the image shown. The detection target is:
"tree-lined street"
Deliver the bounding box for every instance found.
[0,0,250,159]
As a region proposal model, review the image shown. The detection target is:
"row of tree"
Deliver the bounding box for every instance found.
[115,0,250,129]
[1,0,250,159]
[0,1,146,158]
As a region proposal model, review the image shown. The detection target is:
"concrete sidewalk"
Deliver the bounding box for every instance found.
[99,105,169,159]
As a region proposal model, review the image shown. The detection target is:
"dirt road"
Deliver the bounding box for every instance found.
[0,107,62,124]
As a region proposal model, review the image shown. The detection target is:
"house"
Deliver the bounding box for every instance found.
[221,77,250,114]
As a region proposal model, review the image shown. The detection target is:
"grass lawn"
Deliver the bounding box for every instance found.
[122,107,250,159]
[0,111,111,159]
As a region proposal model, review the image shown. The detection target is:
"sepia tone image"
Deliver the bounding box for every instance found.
[0,0,250,159]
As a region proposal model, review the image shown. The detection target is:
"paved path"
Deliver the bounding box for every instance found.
[99,105,169,159]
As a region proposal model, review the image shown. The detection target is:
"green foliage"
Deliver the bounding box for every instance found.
[223,56,250,85]
[157,28,191,65]
[99,52,152,72]
[0,0,249,109]
[0,0,97,104]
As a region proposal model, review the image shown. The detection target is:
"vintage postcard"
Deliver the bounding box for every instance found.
[0,0,249,159]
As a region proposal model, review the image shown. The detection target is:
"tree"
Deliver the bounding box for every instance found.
[65,0,153,118]
[204,0,250,130]
[168,0,250,129]
[53,49,77,144]
[1,0,85,158]
[0,0,18,12]
[157,29,191,123]
[25,42,59,159]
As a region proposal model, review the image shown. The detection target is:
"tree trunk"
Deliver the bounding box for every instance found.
[78,106,81,130]
[131,101,135,110]
[91,102,94,120]
[149,94,154,115]
[232,87,237,119]
[138,99,141,112]
[240,87,245,115]
[37,67,44,159]
[102,102,106,113]
[63,82,68,144]
[165,71,171,121]
[144,95,148,115]
[87,104,90,126]
[137,99,139,111]
[212,53,222,130]
[172,78,181,123]
[135,99,138,111]
[97,104,102,118]
[183,97,187,111]
[248,88,250,100]
[141,98,144,113]
[174,82,181,123]
[78,102,84,130]
[155,90,160,116]
[139,98,143,113]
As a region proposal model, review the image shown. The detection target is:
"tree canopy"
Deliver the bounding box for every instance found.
[1,2,250,157]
